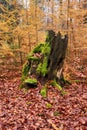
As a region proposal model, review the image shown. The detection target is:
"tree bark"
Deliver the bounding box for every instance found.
[47,30,68,85]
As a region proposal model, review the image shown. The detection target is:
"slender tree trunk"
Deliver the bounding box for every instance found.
[35,0,38,43]
[18,36,23,65]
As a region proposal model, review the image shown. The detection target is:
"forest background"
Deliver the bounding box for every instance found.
[0,0,87,70]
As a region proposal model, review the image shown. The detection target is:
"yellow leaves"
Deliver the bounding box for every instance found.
[0,3,7,13]
[0,43,14,57]
[0,0,86,63]
[14,26,24,36]
[0,21,9,32]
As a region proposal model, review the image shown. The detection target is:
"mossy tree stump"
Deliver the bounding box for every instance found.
[21,30,68,89]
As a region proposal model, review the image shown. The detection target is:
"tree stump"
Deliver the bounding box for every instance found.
[47,31,68,85]
[21,30,68,88]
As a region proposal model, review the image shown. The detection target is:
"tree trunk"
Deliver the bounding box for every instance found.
[47,31,68,85]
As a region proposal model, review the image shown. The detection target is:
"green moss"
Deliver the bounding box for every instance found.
[19,83,24,89]
[61,90,68,96]
[51,79,62,91]
[36,63,42,74]
[20,78,38,89]
[40,85,47,98]
[24,78,37,85]
[41,57,48,77]
[28,56,40,61]
[40,43,51,77]
[28,51,40,61]
[22,62,30,81]
[20,78,37,89]
[46,103,52,108]
[33,43,44,53]
[41,43,51,56]
[64,79,72,85]
[36,57,48,77]
[27,51,33,57]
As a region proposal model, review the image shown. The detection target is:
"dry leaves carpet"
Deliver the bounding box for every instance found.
[0,56,87,130]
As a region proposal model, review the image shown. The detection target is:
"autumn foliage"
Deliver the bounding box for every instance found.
[0,0,87,130]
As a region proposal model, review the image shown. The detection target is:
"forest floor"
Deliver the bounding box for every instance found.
[0,53,87,130]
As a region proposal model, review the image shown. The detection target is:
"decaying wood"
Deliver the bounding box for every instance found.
[47,30,68,85]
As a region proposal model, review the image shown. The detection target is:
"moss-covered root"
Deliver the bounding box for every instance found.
[40,84,47,98]
[20,78,38,89]
[50,79,62,91]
